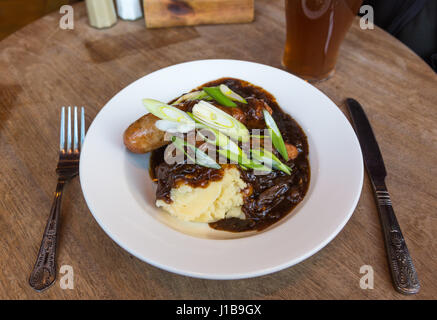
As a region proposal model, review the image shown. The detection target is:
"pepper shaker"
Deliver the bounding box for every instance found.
[115,0,143,21]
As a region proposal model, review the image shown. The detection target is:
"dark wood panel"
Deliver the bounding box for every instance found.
[0,0,78,40]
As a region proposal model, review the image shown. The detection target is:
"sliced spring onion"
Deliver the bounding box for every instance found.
[250,134,267,139]
[219,84,247,104]
[171,135,195,164]
[196,124,231,149]
[216,148,251,167]
[192,101,249,142]
[263,109,288,161]
[202,87,237,107]
[171,91,211,105]
[143,98,195,124]
[186,111,198,123]
[243,159,272,172]
[196,124,251,166]
[155,120,195,133]
[251,148,291,175]
[171,136,220,169]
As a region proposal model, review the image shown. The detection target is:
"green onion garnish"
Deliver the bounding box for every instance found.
[171,136,220,169]
[221,144,252,166]
[171,91,212,105]
[219,84,247,104]
[196,124,232,149]
[202,87,237,107]
[263,109,288,161]
[155,119,194,133]
[196,124,251,166]
[251,148,291,175]
[243,160,272,172]
[250,134,267,139]
[143,98,195,125]
[192,101,250,142]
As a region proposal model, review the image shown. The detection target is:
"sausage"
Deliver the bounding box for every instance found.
[123,97,275,154]
[123,100,231,154]
[123,101,195,153]
[123,113,168,154]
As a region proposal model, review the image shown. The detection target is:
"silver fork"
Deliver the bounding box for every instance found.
[29,106,85,292]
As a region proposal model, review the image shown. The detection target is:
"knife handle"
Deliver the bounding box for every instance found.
[373,181,420,294]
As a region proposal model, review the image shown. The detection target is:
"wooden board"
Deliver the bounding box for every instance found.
[143,0,254,28]
[0,0,436,299]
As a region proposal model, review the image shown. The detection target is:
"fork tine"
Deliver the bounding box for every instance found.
[60,107,65,152]
[67,106,72,153]
[73,106,78,152]
[80,107,85,148]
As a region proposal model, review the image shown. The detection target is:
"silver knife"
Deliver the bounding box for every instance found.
[346,98,420,295]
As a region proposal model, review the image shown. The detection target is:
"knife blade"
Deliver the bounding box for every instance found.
[346,98,386,181]
[346,98,420,295]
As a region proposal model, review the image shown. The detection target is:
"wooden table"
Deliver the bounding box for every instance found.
[0,0,436,300]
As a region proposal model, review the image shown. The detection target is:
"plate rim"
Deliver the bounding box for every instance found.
[79,59,364,279]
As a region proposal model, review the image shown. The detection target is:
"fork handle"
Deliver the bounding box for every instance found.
[29,180,65,291]
[373,181,420,295]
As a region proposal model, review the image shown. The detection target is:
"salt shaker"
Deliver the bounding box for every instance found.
[85,0,118,29]
[115,0,143,21]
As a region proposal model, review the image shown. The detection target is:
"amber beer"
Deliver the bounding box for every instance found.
[283,0,362,81]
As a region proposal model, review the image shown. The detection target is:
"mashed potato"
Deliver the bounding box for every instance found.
[156,166,247,223]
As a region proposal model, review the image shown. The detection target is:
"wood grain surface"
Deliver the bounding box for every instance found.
[143,0,254,28]
[0,0,436,299]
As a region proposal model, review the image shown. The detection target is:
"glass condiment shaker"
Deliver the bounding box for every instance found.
[115,0,143,21]
[85,0,118,29]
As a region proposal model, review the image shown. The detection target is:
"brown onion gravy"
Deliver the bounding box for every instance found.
[150,78,310,232]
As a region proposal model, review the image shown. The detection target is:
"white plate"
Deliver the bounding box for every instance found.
[80,59,363,279]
